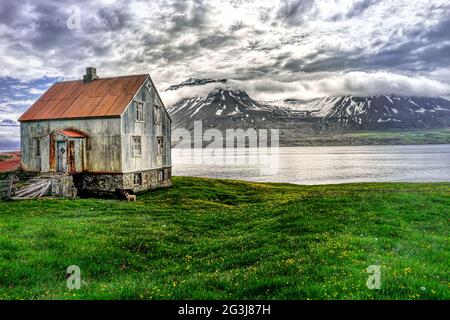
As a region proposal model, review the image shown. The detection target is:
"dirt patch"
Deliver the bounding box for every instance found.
[0,154,12,162]
[0,151,21,172]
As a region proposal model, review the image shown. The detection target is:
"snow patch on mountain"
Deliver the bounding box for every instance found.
[166,78,227,91]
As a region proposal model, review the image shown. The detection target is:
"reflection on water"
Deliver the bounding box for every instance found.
[172,144,450,185]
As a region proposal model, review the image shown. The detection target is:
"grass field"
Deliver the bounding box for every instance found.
[0,177,448,300]
[340,128,450,145]
[283,128,450,146]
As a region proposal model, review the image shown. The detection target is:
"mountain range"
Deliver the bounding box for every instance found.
[167,78,450,133]
[167,88,294,130]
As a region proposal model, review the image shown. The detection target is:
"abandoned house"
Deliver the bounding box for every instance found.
[18,68,172,195]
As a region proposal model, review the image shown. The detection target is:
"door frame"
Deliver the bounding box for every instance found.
[56,140,67,173]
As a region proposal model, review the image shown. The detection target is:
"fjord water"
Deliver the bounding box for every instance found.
[172,144,450,185]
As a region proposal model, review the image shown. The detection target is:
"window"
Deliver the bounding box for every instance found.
[136,101,144,122]
[157,137,164,155]
[158,170,165,181]
[133,136,142,157]
[34,138,40,157]
[146,81,152,92]
[153,105,161,124]
[133,173,142,185]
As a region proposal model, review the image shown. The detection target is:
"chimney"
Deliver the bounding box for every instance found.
[83,67,99,83]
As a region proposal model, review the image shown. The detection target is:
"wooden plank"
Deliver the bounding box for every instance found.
[7,174,18,198]
[14,181,49,197]
[49,133,55,171]
[68,140,76,174]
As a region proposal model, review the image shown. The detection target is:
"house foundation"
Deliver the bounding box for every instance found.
[74,166,172,194]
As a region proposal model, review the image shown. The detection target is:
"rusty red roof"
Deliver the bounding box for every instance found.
[56,129,87,138]
[19,74,148,122]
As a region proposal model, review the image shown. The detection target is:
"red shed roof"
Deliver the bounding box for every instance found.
[19,74,148,122]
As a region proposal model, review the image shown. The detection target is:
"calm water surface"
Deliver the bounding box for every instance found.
[172,144,450,185]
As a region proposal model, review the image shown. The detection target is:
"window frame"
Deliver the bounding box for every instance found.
[153,105,161,124]
[132,136,142,157]
[135,101,144,122]
[157,136,164,155]
[158,170,165,181]
[133,172,142,186]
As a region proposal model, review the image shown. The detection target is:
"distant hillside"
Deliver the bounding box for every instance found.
[0,119,19,127]
[0,119,20,151]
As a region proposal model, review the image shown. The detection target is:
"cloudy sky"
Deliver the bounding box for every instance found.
[1,0,450,126]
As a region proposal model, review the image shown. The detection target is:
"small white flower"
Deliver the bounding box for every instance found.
[420,286,426,291]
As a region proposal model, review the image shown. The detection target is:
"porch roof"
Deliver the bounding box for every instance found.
[55,129,87,138]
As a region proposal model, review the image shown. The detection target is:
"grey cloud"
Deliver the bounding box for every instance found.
[0,1,21,25]
[276,0,316,26]
[423,17,450,41]
[228,21,245,32]
[197,32,237,49]
[0,0,449,101]
[276,10,450,75]
[346,0,381,18]
[96,7,130,31]
[161,0,210,32]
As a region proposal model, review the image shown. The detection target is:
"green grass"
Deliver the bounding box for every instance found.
[0,177,448,300]
[341,128,450,145]
[283,128,450,146]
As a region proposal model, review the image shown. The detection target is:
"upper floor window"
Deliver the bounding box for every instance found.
[157,136,164,155]
[154,105,161,124]
[136,101,144,122]
[146,81,152,92]
[133,136,142,157]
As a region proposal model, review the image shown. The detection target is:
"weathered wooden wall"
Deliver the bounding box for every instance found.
[21,118,122,172]
[121,78,172,173]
